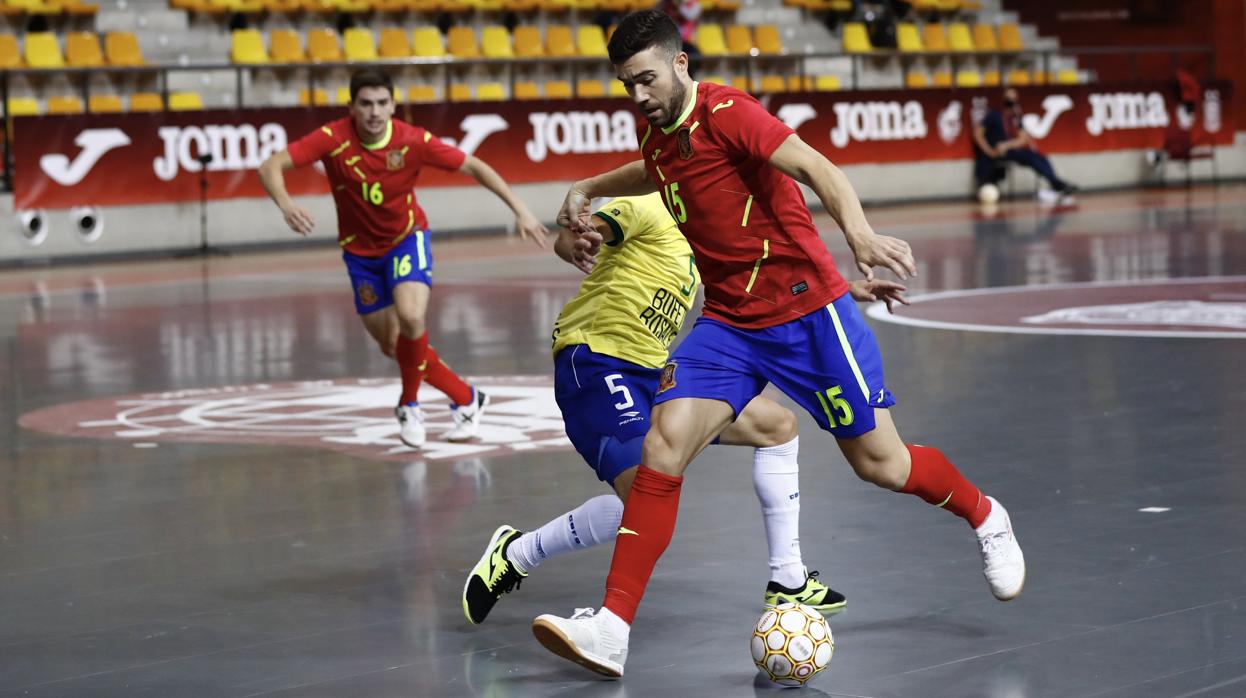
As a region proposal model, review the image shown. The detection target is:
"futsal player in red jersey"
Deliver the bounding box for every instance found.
[531,11,1026,677]
[259,69,547,449]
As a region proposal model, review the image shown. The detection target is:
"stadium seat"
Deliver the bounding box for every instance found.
[412,28,445,57]
[298,87,330,105]
[544,80,572,99]
[477,82,506,100]
[724,25,752,55]
[307,29,343,62]
[64,0,101,16]
[905,71,929,88]
[129,93,163,111]
[896,23,923,52]
[88,94,124,113]
[48,95,84,114]
[104,32,144,66]
[701,75,726,85]
[608,79,627,97]
[983,69,1000,86]
[759,75,785,93]
[514,81,541,99]
[814,74,840,91]
[576,79,605,97]
[169,91,204,110]
[545,25,575,57]
[262,0,303,11]
[947,22,974,51]
[66,32,105,67]
[0,34,20,69]
[972,23,997,51]
[695,24,727,56]
[9,0,61,15]
[731,75,749,91]
[576,25,607,57]
[481,26,513,58]
[335,86,351,104]
[1055,69,1079,85]
[24,32,64,69]
[370,0,408,10]
[343,28,377,61]
[931,70,952,87]
[231,29,268,64]
[1005,68,1031,85]
[407,84,437,102]
[448,83,472,101]
[842,23,872,53]
[267,30,304,63]
[754,25,782,55]
[955,70,981,87]
[6,97,40,116]
[787,75,809,92]
[378,28,410,58]
[998,23,1023,51]
[447,27,479,58]
[513,25,544,57]
[921,24,948,52]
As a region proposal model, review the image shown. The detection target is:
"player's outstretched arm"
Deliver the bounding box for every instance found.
[768,135,916,281]
[553,215,614,273]
[258,150,315,236]
[458,155,549,248]
[557,161,654,234]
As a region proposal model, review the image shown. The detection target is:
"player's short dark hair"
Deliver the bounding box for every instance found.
[349,69,394,103]
[607,9,682,66]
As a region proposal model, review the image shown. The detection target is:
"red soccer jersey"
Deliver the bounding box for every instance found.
[287,117,466,257]
[637,82,849,329]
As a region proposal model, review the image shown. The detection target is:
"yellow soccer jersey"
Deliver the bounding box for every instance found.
[552,193,700,369]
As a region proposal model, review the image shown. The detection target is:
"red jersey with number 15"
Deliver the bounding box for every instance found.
[287,117,466,258]
[637,82,849,329]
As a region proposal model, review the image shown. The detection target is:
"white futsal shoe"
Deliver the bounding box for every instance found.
[445,389,489,442]
[975,496,1026,601]
[395,404,426,449]
[532,607,629,678]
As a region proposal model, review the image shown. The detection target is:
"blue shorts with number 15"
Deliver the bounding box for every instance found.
[342,231,433,315]
[654,292,896,438]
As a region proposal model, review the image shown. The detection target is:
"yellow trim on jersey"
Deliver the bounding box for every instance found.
[423,131,432,143]
[741,195,754,226]
[321,126,333,136]
[712,99,734,114]
[329,140,352,157]
[361,120,393,151]
[345,155,361,166]
[744,239,769,294]
[660,81,699,135]
[639,125,652,150]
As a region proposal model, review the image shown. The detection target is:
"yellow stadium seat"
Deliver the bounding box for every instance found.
[129,93,163,111]
[814,74,840,91]
[955,70,981,87]
[8,0,61,15]
[931,70,952,87]
[169,91,204,111]
[998,23,1023,51]
[48,95,84,114]
[514,81,541,99]
[480,26,513,58]
[88,94,124,113]
[307,28,343,62]
[6,97,40,116]
[608,79,627,97]
[513,25,544,57]
[896,23,922,52]
[576,25,606,57]
[972,23,997,51]
[731,75,749,91]
[24,32,64,69]
[545,25,575,57]
[66,32,104,67]
[503,0,539,10]
[231,29,268,64]
[544,80,572,99]
[407,84,437,102]
[701,75,726,85]
[477,82,506,100]
[0,34,20,69]
[947,22,974,51]
[343,28,377,60]
[269,29,305,62]
[983,69,1000,86]
[759,75,785,93]
[724,25,752,55]
[263,0,303,10]
[64,0,101,16]
[1005,68,1031,85]
[412,28,445,57]
[695,24,727,57]
[105,32,144,66]
[448,83,472,101]
[842,23,871,53]
[378,28,410,57]
[787,75,810,92]
[576,79,605,97]
[447,26,479,58]
[1055,69,1079,85]
[335,86,351,104]
[905,71,929,88]
[754,25,782,55]
[921,24,948,52]
[298,87,330,105]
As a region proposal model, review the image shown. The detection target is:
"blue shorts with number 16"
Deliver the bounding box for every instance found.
[342,231,433,315]
[654,292,896,438]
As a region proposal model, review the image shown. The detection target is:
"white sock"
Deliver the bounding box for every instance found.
[599,606,632,637]
[507,494,623,574]
[753,436,806,589]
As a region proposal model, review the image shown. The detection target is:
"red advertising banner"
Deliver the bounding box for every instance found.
[11,81,1234,209]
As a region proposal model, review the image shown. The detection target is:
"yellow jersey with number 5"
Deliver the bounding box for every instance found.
[552,193,700,369]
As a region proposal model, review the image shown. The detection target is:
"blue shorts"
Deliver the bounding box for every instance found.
[554,345,661,486]
[342,231,433,315]
[654,292,896,438]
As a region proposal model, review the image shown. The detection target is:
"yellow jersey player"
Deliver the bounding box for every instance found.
[462,192,907,625]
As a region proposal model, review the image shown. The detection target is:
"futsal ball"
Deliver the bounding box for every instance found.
[977,183,1001,204]
[750,602,834,687]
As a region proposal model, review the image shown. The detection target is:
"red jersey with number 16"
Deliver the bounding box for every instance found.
[287,117,466,258]
[637,82,849,329]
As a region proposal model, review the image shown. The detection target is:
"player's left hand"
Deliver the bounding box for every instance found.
[515,210,549,249]
[851,233,917,281]
[848,279,909,314]
[571,230,603,274]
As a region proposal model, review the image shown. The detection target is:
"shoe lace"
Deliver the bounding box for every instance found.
[570,607,596,620]
[979,531,1007,558]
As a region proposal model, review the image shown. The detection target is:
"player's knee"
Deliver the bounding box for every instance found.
[641,429,685,476]
[764,408,798,446]
[397,315,425,339]
[850,452,908,490]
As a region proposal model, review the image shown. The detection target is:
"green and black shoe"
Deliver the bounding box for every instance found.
[463,525,527,625]
[763,569,846,613]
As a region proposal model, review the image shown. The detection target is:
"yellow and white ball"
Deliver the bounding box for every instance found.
[750,602,835,686]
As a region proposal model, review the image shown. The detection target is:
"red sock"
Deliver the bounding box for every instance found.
[602,466,683,625]
[422,346,473,406]
[396,332,429,405]
[901,444,992,528]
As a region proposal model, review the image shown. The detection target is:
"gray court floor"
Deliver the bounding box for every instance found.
[3,186,1245,697]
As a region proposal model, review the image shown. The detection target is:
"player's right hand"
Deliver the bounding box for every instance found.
[281,205,315,236]
[556,184,594,234]
[852,233,916,281]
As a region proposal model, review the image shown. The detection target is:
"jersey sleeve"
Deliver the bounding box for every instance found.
[593,197,642,247]
[286,124,340,168]
[709,94,794,161]
[418,130,468,171]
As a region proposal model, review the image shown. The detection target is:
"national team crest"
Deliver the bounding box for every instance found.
[657,362,677,393]
[676,127,694,160]
[386,149,405,171]
[357,281,378,307]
